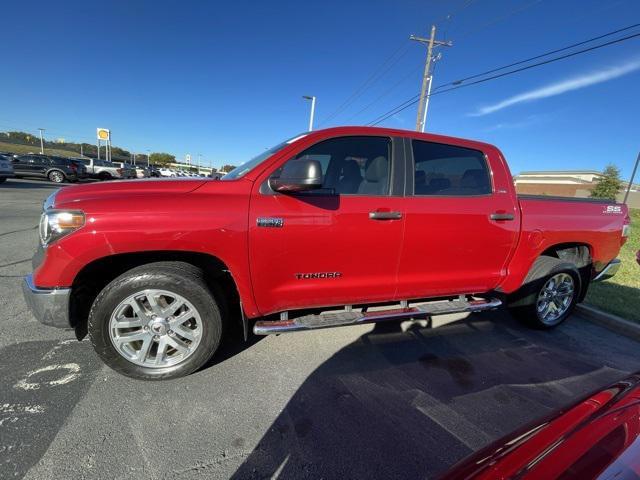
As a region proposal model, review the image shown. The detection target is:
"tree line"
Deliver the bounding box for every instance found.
[0,131,236,171]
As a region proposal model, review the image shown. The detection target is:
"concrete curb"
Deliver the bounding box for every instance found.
[577,304,640,342]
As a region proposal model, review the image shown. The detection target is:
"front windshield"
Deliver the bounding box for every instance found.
[221,134,307,180]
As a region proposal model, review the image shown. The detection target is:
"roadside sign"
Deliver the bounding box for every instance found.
[97,128,110,141]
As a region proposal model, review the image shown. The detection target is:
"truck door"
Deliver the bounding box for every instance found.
[248,135,405,316]
[396,138,519,299]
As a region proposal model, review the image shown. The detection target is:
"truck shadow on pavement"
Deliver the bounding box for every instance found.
[230,310,639,480]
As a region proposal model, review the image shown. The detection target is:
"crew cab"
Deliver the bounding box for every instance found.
[22,127,629,379]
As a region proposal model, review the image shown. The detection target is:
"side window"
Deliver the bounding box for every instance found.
[276,136,391,195]
[412,140,491,196]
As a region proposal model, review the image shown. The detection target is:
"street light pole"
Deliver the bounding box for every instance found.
[38,128,45,154]
[147,150,151,167]
[303,95,316,131]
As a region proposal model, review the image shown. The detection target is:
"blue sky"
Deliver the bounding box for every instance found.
[2,0,639,177]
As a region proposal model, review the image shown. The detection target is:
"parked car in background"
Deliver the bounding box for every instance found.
[79,158,127,181]
[158,167,175,177]
[134,166,149,178]
[148,166,161,177]
[110,162,137,179]
[22,126,629,380]
[0,153,15,183]
[59,157,88,180]
[12,154,79,183]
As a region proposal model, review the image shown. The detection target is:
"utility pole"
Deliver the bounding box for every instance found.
[38,128,45,154]
[410,25,452,132]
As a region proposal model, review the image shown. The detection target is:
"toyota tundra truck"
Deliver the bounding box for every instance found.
[22,127,630,380]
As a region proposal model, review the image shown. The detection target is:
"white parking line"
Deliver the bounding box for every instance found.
[14,363,81,391]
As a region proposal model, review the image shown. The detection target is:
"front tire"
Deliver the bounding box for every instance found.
[508,256,580,329]
[88,262,223,380]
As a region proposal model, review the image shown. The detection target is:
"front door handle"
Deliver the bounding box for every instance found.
[369,211,402,220]
[490,212,515,221]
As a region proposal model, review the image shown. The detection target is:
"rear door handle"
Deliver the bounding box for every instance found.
[369,211,402,220]
[490,212,515,221]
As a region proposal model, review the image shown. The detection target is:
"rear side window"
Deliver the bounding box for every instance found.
[277,136,391,195]
[412,140,491,196]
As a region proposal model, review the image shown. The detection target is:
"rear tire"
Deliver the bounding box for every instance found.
[508,256,580,329]
[48,170,66,183]
[88,262,223,380]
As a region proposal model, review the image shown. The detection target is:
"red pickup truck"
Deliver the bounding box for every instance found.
[23,127,629,380]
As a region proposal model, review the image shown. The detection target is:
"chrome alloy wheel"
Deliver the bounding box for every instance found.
[536,273,575,325]
[108,289,203,368]
[49,171,64,183]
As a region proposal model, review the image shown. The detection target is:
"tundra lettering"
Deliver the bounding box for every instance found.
[295,272,343,280]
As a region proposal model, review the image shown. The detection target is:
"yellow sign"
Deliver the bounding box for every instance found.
[97,128,110,141]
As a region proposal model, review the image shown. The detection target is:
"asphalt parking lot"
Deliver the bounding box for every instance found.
[1,177,640,480]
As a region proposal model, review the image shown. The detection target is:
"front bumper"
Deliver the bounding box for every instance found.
[22,274,72,328]
[593,258,621,282]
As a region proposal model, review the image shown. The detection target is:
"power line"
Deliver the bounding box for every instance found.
[454,0,546,40]
[318,0,480,127]
[432,30,640,94]
[443,22,640,88]
[316,42,411,127]
[367,26,640,126]
[343,66,421,123]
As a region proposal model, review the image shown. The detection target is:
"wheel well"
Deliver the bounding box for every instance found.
[70,251,241,339]
[540,243,592,266]
[539,243,593,301]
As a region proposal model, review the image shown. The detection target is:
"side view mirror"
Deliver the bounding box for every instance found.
[269,159,323,193]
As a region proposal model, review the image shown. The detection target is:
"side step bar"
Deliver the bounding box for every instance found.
[253,297,502,335]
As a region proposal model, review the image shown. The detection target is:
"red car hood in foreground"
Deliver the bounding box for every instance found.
[441,373,640,480]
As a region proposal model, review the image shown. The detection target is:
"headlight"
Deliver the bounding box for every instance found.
[39,210,85,246]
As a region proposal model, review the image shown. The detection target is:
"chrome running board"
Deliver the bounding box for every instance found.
[253,297,502,335]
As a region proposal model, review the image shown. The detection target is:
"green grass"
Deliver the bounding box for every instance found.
[585,208,640,321]
[0,141,81,158]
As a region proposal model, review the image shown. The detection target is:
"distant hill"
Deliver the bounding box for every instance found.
[0,131,133,161]
[0,141,83,158]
